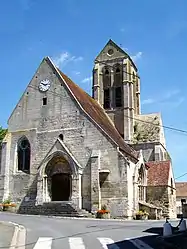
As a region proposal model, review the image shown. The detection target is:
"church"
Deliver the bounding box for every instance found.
[0,40,176,218]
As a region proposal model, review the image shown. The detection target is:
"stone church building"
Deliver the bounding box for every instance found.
[0,40,176,218]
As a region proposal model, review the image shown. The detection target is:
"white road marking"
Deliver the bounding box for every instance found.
[69,237,86,249]
[98,238,120,249]
[130,238,154,249]
[33,237,52,249]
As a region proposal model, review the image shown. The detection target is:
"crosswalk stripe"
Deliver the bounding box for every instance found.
[33,237,53,249]
[69,237,86,249]
[98,238,120,249]
[129,238,154,249]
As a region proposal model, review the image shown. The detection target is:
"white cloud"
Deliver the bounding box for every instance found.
[142,89,184,107]
[164,89,180,99]
[81,76,93,83]
[142,98,156,105]
[53,52,69,67]
[71,56,83,62]
[52,52,83,68]
[73,71,81,75]
[131,52,143,62]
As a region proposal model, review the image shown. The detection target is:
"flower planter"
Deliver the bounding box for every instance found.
[136,214,142,220]
[136,214,148,220]
[102,213,111,219]
[96,211,110,219]
[1,204,16,212]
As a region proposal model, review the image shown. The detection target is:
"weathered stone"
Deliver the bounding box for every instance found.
[0,40,176,219]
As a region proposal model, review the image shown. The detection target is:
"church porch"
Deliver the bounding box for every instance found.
[36,152,83,210]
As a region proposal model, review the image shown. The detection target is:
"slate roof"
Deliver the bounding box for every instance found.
[175,182,187,197]
[146,160,171,186]
[54,67,138,161]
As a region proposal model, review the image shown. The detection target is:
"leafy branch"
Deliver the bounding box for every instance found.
[0,127,7,144]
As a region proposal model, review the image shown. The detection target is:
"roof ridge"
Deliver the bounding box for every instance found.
[147,160,171,164]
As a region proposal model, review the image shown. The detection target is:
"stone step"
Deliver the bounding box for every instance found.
[18,201,91,218]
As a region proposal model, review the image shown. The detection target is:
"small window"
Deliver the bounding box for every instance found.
[59,134,64,141]
[115,87,122,107]
[99,172,109,188]
[105,69,109,75]
[132,72,135,80]
[43,97,47,105]
[107,49,114,56]
[116,67,120,73]
[104,89,110,109]
[171,178,174,195]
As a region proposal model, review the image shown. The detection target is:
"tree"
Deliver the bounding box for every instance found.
[0,127,7,144]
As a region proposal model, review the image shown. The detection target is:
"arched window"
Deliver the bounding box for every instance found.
[105,69,109,75]
[138,165,145,201]
[114,64,122,87]
[113,64,123,108]
[132,72,135,80]
[103,67,111,88]
[171,178,174,195]
[18,137,31,172]
[116,67,120,73]
[103,67,111,109]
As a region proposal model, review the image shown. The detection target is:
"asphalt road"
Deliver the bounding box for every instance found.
[0,213,180,249]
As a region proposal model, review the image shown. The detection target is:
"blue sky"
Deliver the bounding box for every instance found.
[1,0,187,181]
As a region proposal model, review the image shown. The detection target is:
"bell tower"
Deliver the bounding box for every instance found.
[92,39,140,143]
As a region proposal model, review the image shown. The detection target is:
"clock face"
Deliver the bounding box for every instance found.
[38,79,51,92]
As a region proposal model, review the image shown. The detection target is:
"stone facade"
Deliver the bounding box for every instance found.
[0,39,176,218]
[146,186,176,218]
[132,142,168,162]
[0,56,147,218]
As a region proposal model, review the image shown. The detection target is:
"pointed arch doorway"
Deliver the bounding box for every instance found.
[45,155,72,202]
[51,173,72,201]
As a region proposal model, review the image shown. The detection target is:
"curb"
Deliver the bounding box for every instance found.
[0,221,26,249]
[10,222,20,249]
[2,212,181,222]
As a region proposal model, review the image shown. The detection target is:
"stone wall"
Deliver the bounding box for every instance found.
[0,176,4,201]
[3,58,131,217]
[146,185,176,218]
[100,153,129,217]
[133,113,165,146]
[131,142,167,162]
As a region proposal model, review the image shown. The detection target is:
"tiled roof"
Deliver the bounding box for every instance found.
[176,182,187,197]
[146,160,171,186]
[56,68,138,161]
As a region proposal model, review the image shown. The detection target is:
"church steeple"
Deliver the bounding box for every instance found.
[92,39,141,142]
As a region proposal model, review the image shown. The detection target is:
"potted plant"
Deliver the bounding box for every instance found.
[1,198,16,212]
[135,210,149,220]
[96,205,110,219]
